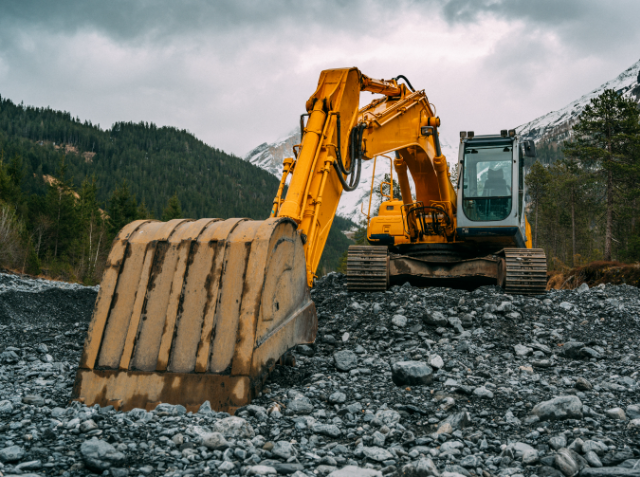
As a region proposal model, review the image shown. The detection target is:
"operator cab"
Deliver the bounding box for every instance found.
[456,129,536,249]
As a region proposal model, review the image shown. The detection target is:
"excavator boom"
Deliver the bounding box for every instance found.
[73,67,459,412]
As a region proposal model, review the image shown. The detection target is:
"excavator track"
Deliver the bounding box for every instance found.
[498,248,547,295]
[346,245,389,292]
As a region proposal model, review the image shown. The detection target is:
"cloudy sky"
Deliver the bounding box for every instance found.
[1,0,639,157]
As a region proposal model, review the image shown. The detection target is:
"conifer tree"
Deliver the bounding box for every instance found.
[108,181,138,236]
[564,89,640,260]
[525,161,551,247]
[162,193,183,221]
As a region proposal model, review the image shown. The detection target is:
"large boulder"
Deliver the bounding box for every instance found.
[533,396,583,421]
[554,448,587,477]
[391,361,434,386]
[333,350,358,371]
[0,445,24,463]
[80,438,126,472]
[211,416,255,438]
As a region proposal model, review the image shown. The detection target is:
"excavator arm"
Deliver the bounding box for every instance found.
[272,67,455,285]
[72,67,450,414]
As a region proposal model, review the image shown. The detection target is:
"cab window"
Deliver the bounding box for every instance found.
[462,144,513,221]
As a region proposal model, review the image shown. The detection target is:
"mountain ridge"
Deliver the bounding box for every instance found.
[517,58,640,145]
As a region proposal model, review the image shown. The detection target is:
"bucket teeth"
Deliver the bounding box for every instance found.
[73,217,317,413]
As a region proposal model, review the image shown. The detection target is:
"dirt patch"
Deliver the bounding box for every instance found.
[548,260,640,289]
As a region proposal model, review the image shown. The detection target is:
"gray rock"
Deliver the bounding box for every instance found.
[606,407,627,420]
[580,347,601,359]
[246,465,278,475]
[428,354,444,369]
[575,377,592,391]
[21,394,45,406]
[584,451,603,468]
[550,436,568,450]
[582,441,607,456]
[328,466,383,477]
[448,317,464,333]
[80,419,98,432]
[402,458,441,476]
[333,350,358,371]
[473,386,494,399]
[313,423,342,437]
[392,314,408,327]
[0,400,13,415]
[80,438,126,472]
[514,344,533,356]
[576,283,589,293]
[533,396,583,421]
[372,431,386,447]
[288,397,314,415]
[628,419,640,429]
[441,411,471,430]
[154,403,186,415]
[555,448,587,477]
[202,432,229,450]
[329,391,347,404]
[460,455,480,468]
[211,416,255,438]
[391,361,434,386]
[111,468,130,477]
[562,342,586,359]
[0,445,25,463]
[423,311,449,327]
[580,469,640,477]
[627,405,640,420]
[362,446,393,462]
[128,408,148,420]
[375,409,401,425]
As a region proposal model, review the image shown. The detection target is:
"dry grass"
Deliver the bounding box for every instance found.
[547,261,640,290]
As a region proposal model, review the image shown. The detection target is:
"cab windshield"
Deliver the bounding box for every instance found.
[462,143,512,221]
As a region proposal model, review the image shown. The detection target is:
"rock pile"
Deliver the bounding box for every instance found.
[0,271,639,476]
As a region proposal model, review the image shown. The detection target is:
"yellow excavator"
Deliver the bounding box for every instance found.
[73,67,546,414]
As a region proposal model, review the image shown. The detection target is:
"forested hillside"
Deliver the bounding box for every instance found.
[526,89,640,269]
[0,96,279,219]
[0,95,353,282]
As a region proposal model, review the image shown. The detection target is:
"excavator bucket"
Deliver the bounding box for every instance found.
[72,217,316,413]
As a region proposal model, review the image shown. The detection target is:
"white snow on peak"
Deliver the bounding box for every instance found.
[244,131,458,222]
[517,58,640,143]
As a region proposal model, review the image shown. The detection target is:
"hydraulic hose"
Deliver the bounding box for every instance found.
[334,120,365,192]
[394,75,415,92]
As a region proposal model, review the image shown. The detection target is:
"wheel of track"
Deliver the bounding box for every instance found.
[497,248,547,295]
[346,245,389,292]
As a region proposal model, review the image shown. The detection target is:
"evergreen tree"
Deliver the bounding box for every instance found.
[45,158,79,260]
[108,181,139,236]
[137,201,154,220]
[563,89,640,260]
[162,193,183,221]
[525,161,551,247]
[77,177,106,283]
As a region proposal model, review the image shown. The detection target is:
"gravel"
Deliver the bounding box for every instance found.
[1,271,640,476]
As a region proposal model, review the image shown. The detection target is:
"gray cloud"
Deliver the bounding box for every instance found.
[0,0,638,155]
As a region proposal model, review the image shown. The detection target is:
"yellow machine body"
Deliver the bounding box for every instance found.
[74,66,543,413]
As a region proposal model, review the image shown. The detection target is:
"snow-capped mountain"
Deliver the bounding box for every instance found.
[244,131,457,222]
[244,130,302,177]
[244,59,640,221]
[517,58,640,144]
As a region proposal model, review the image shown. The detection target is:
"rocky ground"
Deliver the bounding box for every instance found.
[0,271,639,477]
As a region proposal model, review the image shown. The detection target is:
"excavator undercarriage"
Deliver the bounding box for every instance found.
[347,245,547,295]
